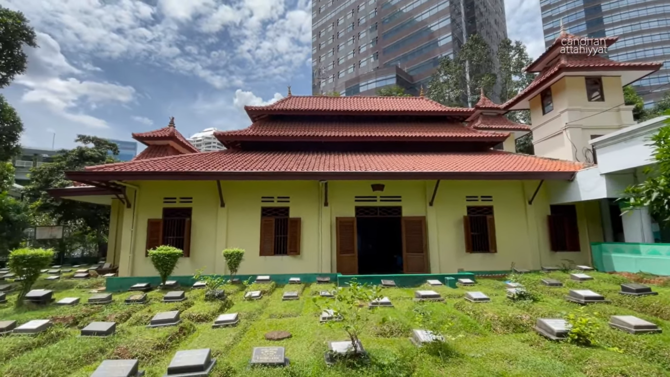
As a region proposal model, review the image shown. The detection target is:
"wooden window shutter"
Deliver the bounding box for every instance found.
[486,215,497,253]
[260,217,275,256]
[287,218,301,255]
[336,217,358,274]
[146,219,163,256]
[402,217,429,273]
[548,215,560,251]
[463,216,473,253]
[182,218,192,257]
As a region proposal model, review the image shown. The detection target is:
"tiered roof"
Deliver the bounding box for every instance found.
[467,89,530,132]
[131,118,199,160]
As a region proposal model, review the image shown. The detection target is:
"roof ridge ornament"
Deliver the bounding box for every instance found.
[419,86,425,97]
[559,18,566,36]
[168,117,175,128]
[288,86,292,97]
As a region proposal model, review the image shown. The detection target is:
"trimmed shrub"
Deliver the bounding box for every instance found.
[222,248,244,279]
[148,245,183,286]
[8,247,54,306]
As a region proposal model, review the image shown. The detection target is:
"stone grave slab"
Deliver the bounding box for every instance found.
[319,291,334,298]
[426,279,443,286]
[575,265,594,271]
[62,268,72,273]
[513,268,530,274]
[255,275,271,283]
[414,290,444,302]
[125,294,148,304]
[14,319,51,335]
[149,311,181,328]
[282,291,299,301]
[251,347,289,367]
[81,321,116,337]
[369,297,393,308]
[465,291,490,303]
[161,280,179,289]
[316,276,330,284]
[3,273,16,278]
[129,283,152,292]
[163,291,186,303]
[566,289,607,304]
[73,273,90,279]
[192,281,206,289]
[541,278,563,287]
[0,320,17,335]
[609,315,662,334]
[325,340,365,364]
[570,273,593,282]
[0,292,5,304]
[505,282,523,289]
[534,318,570,340]
[212,313,239,328]
[165,348,216,376]
[91,359,142,377]
[410,329,444,347]
[320,309,342,323]
[0,284,12,292]
[72,265,81,268]
[25,289,54,305]
[88,293,113,305]
[51,265,61,269]
[76,269,89,274]
[506,288,526,299]
[620,283,658,297]
[46,275,60,281]
[40,269,48,273]
[380,279,396,287]
[288,277,301,284]
[0,268,9,273]
[14,276,25,282]
[245,291,262,300]
[458,278,475,286]
[56,297,80,305]
[542,266,560,272]
[103,273,116,278]
[47,269,61,275]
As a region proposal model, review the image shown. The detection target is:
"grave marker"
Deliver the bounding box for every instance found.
[76,269,89,274]
[316,276,330,284]
[566,289,607,304]
[192,281,206,289]
[25,289,54,305]
[163,291,186,303]
[14,319,51,335]
[47,269,61,275]
[505,282,523,289]
[369,297,393,308]
[73,273,90,279]
[125,294,148,304]
[414,290,444,302]
[56,297,80,305]
[320,309,342,323]
[513,268,530,274]
[319,291,334,298]
[426,279,443,286]
[40,269,48,273]
[506,288,526,299]
[282,291,299,301]
[129,283,152,292]
[62,268,72,273]
[541,278,563,287]
[0,284,12,292]
[609,315,662,335]
[91,360,142,377]
[161,280,179,289]
[148,311,181,328]
[534,318,570,340]
[325,341,365,364]
[570,273,593,282]
[103,273,116,278]
[465,291,490,303]
[620,283,658,297]
[289,277,301,284]
[88,293,113,305]
[542,266,560,272]
[380,279,396,287]
[0,292,5,304]
[251,347,289,367]
[165,349,216,376]
[575,265,594,271]
[255,275,271,283]
[410,329,444,347]
[3,273,16,278]
[51,265,61,269]
[458,278,475,286]
[244,291,262,300]
[46,275,60,281]
[81,321,116,337]
[0,320,17,335]
[212,313,239,328]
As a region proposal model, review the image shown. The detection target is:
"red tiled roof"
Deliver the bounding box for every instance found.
[245,96,474,120]
[132,145,183,160]
[475,90,501,110]
[132,122,199,154]
[525,34,619,73]
[470,115,530,132]
[215,119,508,146]
[503,54,663,110]
[75,149,583,180]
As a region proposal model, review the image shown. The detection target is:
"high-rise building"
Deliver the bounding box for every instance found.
[188,128,225,152]
[11,147,61,186]
[540,0,670,107]
[311,0,507,100]
[107,139,138,161]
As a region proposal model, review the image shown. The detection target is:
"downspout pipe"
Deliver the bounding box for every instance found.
[112,181,139,277]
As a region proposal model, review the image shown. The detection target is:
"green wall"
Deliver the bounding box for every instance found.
[591,242,670,276]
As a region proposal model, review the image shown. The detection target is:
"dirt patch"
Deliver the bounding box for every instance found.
[613,272,670,285]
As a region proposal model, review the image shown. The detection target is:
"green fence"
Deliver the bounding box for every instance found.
[591,242,670,276]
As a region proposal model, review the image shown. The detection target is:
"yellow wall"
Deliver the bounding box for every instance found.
[107,199,124,266]
[113,179,600,276]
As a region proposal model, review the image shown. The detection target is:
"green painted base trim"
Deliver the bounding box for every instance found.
[105,272,475,292]
[592,242,670,247]
[467,270,513,276]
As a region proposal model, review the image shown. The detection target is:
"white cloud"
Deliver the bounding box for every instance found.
[158,0,215,21]
[504,0,545,59]
[131,116,154,126]
[233,89,283,108]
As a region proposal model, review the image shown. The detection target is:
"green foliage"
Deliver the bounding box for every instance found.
[324,91,341,97]
[0,161,15,192]
[0,6,37,89]
[622,121,670,228]
[641,93,670,122]
[222,248,244,278]
[507,288,539,302]
[515,133,535,155]
[147,245,183,285]
[0,94,24,161]
[193,268,228,301]
[565,308,599,347]
[624,86,647,121]
[0,191,31,256]
[376,85,411,97]
[8,247,54,306]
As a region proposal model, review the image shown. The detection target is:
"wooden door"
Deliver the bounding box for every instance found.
[336,217,358,274]
[402,216,429,273]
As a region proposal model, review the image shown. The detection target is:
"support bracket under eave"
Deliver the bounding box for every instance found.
[527,179,545,205]
[92,180,131,208]
[324,181,329,207]
[429,179,441,207]
[216,180,226,208]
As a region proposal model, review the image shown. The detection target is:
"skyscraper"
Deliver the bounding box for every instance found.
[311,0,508,99]
[188,128,225,152]
[540,0,670,106]
[107,139,138,161]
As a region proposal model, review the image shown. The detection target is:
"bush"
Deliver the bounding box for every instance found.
[148,245,183,286]
[566,308,599,347]
[193,268,227,301]
[222,248,244,279]
[8,247,54,306]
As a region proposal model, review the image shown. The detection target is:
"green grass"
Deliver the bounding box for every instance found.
[0,272,670,376]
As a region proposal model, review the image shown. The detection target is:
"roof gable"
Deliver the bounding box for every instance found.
[131,117,200,154]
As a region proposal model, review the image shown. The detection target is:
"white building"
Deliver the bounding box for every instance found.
[188,128,225,152]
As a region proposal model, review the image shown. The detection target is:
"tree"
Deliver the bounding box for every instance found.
[428,34,496,107]
[642,92,670,121]
[23,135,119,259]
[497,38,534,125]
[0,94,24,162]
[222,248,245,280]
[148,245,183,286]
[376,85,411,97]
[0,6,37,89]
[8,247,54,306]
[0,192,31,256]
[624,86,647,121]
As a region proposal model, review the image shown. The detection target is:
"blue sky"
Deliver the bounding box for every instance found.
[2,0,544,150]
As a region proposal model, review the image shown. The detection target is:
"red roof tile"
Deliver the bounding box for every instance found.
[245,96,474,120]
[215,119,508,146]
[475,90,501,109]
[470,115,530,132]
[133,145,183,160]
[132,119,199,153]
[77,149,583,180]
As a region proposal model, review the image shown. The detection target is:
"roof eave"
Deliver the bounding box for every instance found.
[214,135,510,143]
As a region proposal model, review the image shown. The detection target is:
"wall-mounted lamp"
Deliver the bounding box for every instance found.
[371,183,385,192]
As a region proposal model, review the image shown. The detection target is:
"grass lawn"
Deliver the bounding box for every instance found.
[0,271,669,376]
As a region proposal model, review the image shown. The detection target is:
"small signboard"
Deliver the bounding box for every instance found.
[35,226,64,240]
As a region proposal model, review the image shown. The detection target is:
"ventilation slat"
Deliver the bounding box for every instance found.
[465,196,479,202]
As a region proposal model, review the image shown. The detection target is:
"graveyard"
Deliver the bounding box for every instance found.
[0,270,669,376]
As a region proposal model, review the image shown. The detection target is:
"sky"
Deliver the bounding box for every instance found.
[1,0,545,151]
